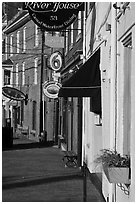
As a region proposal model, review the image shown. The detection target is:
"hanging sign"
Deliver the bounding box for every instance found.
[45,35,64,48]
[2,86,26,101]
[43,81,61,99]
[23,2,84,31]
[49,51,63,71]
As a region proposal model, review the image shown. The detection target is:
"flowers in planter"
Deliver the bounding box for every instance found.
[94,149,130,168]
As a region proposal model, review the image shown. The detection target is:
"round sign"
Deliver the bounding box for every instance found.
[2,86,26,101]
[43,81,61,99]
[49,51,63,71]
[24,2,84,31]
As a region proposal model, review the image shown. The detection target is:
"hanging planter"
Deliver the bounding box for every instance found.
[103,165,130,184]
[94,149,131,184]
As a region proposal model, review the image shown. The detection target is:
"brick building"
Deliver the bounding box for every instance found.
[2,3,58,142]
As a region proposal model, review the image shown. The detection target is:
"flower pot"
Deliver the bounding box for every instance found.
[103,166,130,184]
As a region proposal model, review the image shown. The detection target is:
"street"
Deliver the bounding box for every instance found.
[2,136,105,202]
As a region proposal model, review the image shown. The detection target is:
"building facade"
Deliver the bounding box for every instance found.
[82,2,135,202]
[58,9,84,166]
[2,2,135,202]
[58,1,135,202]
[2,4,57,143]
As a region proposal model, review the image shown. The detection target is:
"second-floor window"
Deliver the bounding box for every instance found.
[5,36,8,59]
[23,27,26,52]
[34,24,39,47]
[34,58,38,84]
[16,64,19,86]
[2,39,5,54]
[70,23,74,46]
[65,31,68,54]
[17,31,20,53]
[22,62,25,86]
[10,34,13,56]
[4,70,10,85]
[78,11,82,36]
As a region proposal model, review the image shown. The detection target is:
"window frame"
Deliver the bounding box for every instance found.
[34,24,39,47]
[22,62,25,86]
[10,34,13,56]
[17,30,20,53]
[23,27,26,52]
[16,63,19,86]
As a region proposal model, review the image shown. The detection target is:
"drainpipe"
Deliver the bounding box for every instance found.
[110,2,117,202]
[39,29,45,141]
[82,2,86,168]
[82,3,87,202]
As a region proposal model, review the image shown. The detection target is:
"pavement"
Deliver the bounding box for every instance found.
[2,135,105,202]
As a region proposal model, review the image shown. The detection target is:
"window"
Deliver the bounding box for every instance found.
[16,64,19,86]
[55,31,60,36]
[86,2,94,16]
[17,31,20,53]
[34,58,38,84]
[34,24,39,47]
[70,23,74,46]
[77,11,82,36]
[65,31,68,54]
[2,39,5,53]
[21,101,24,125]
[5,36,8,59]
[4,70,10,85]
[17,106,20,124]
[23,27,26,52]
[32,101,37,130]
[22,62,25,86]
[10,34,13,56]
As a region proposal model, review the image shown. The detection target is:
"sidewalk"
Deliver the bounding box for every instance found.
[2,136,105,202]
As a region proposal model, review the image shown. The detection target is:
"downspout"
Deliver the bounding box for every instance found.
[110,2,117,154]
[82,2,86,167]
[110,2,117,202]
[82,3,87,202]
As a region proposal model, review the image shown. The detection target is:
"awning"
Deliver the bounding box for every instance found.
[58,48,101,97]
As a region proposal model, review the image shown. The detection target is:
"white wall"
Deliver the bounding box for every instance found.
[84,2,135,202]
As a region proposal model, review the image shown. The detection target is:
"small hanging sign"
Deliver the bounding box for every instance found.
[2,86,26,101]
[49,51,63,71]
[43,81,61,99]
[45,35,64,48]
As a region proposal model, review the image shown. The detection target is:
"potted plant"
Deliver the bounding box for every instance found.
[94,149,130,184]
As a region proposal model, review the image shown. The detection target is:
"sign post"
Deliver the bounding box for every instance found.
[39,29,45,140]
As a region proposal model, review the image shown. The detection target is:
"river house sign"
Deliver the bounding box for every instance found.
[23,2,84,31]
